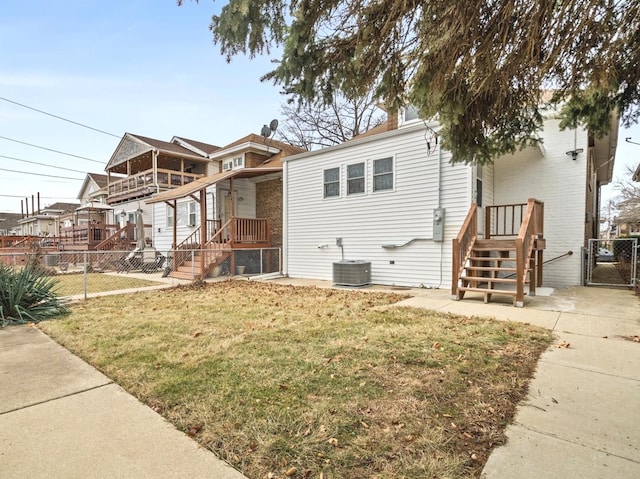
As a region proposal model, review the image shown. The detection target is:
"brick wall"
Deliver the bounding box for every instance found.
[256,178,283,247]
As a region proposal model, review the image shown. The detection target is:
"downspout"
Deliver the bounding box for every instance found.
[436,141,443,288]
[153,150,159,193]
[282,161,288,275]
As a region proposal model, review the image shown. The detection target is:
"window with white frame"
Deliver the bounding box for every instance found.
[347,162,365,195]
[176,201,198,226]
[188,201,197,226]
[166,204,174,227]
[222,155,244,171]
[323,167,340,198]
[403,105,420,122]
[373,157,394,192]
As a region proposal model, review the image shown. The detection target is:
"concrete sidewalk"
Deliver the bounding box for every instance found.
[0,325,246,479]
[394,286,640,478]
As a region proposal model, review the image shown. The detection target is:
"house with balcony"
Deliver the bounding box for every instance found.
[146,133,305,280]
[88,133,221,252]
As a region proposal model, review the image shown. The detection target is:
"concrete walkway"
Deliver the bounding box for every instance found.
[0,325,246,479]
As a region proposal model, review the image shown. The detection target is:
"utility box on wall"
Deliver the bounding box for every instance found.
[433,208,445,242]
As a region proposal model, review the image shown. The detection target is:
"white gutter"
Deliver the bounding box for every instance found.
[282,160,289,275]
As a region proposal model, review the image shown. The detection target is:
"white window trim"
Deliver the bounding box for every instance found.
[222,154,245,171]
[372,156,395,193]
[166,205,174,227]
[346,161,366,196]
[322,166,341,199]
[399,105,422,127]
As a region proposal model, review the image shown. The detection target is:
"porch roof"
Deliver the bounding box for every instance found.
[145,167,283,204]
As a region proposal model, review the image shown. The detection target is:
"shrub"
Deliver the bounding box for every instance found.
[0,264,69,326]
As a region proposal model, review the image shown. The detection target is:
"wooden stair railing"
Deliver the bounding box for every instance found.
[95,224,134,251]
[453,199,544,307]
[452,203,478,299]
[170,220,233,280]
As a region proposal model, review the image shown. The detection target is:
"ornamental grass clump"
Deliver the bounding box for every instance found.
[0,264,69,326]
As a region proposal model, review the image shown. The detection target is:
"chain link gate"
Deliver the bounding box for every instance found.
[586,238,638,287]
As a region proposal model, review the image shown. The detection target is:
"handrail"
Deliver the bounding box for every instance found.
[95,224,135,251]
[452,203,477,298]
[515,198,544,304]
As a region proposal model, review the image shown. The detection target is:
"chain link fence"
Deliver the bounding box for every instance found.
[0,247,282,299]
[586,238,638,287]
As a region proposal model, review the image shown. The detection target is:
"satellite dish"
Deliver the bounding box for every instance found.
[269,119,279,132]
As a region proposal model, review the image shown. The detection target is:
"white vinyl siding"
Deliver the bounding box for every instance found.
[284,125,472,288]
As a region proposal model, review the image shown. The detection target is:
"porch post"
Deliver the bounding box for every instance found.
[172,200,177,272]
[200,189,206,277]
[152,150,159,193]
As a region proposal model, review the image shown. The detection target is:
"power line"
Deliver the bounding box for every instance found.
[0,95,121,138]
[0,166,83,180]
[0,194,77,199]
[0,135,106,164]
[0,154,90,174]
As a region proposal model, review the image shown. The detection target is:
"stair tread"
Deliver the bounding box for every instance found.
[469,256,516,261]
[457,286,523,296]
[461,276,519,283]
[465,266,518,271]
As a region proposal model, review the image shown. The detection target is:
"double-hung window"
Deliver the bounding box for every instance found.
[373,157,394,192]
[347,162,365,195]
[176,201,198,226]
[166,205,174,227]
[323,167,340,198]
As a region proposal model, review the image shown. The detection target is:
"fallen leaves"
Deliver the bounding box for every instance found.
[556,341,571,349]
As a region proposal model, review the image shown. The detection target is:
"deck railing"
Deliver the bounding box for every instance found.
[59,224,120,248]
[107,168,202,201]
[171,217,270,277]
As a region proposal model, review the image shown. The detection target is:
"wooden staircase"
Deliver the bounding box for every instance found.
[169,245,231,280]
[452,199,545,307]
[167,217,272,280]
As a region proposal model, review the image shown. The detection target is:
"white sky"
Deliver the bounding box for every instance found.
[0,0,638,214]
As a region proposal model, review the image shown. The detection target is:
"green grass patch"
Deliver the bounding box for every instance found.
[53,272,162,296]
[40,280,553,478]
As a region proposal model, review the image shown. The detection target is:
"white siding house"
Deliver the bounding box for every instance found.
[284,121,471,288]
[283,113,617,290]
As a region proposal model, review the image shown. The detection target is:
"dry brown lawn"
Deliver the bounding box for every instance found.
[40,280,552,479]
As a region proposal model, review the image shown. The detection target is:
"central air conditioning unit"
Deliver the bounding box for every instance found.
[332,260,371,287]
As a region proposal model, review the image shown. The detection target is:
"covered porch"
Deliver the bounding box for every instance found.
[147,167,283,280]
[106,133,209,204]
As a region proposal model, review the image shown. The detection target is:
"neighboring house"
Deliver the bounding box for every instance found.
[97,133,220,251]
[147,134,305,279]
[16,202,79,237]
[57,173,117,250]
[0,213,22,236]
[281,106,617,304]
